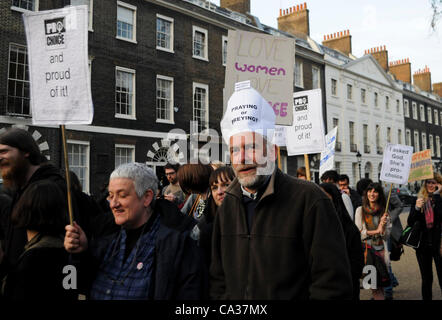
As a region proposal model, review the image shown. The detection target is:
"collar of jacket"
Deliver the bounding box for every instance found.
[227,168,280,203]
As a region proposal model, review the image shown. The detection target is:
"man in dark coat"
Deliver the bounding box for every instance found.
[65,163,206,299]
[338,174,362,213]
[211,85,353,300]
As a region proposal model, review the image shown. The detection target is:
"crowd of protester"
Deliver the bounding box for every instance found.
[0,86,441,301]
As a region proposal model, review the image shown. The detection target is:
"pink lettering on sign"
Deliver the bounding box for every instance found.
[235,63,286,76]
[268,101,288,117]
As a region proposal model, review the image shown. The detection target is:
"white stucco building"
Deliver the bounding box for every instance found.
[322,46,405,186]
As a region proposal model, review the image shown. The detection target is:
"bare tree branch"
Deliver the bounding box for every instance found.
[430,0,442,31]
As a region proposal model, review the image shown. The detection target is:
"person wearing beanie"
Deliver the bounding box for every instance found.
[0,127,116,298]
[210,82,353,300]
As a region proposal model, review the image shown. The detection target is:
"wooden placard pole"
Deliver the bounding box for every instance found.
[385,184,393,216]
[60,125,74,226]
[277,146,282,170]
[304,154,311,181]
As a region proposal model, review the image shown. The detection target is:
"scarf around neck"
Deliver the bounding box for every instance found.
[424,198,434,229]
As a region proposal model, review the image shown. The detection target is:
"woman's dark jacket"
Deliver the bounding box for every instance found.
[1,234,76,301]
[407,193,442,254]
[0,164,117,280]
[78,199,206,300]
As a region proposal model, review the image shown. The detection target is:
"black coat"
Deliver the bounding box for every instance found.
[407,193,442,254]
[211,170,353,300]
[1,236,76,301]
[78,199,207,300]
[0,164,117,280]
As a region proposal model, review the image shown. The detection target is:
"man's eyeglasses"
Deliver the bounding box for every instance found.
[165,172,176,176]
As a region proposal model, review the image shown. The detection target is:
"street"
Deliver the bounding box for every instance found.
[360,206,442,300]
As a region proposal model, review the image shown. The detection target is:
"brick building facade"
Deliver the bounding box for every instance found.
[0,0,326,194]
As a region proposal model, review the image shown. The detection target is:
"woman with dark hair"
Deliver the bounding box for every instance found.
[319,183,364,300]
[355,182,391,300]
[197,166,236,262]
[209,166,235,207]
[178,164,214,220]
[407,174,442,300]
[1,180,75,300]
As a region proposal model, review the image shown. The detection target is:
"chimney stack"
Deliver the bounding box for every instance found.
[389,58,411,83]
[413,66,432,92]
[365,45,389,71]
[277,2,310,37]
[433,82,442,98]
[220,0,250,15]
[322,29,352,56]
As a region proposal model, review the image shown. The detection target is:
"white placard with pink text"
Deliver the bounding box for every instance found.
[224,30,295,126]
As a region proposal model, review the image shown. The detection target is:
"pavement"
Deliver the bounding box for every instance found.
[360,206,442,300]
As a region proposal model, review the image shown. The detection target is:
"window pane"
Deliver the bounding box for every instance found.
[115,69,134,116]
[7,44,30,115]
[68,143,89,192]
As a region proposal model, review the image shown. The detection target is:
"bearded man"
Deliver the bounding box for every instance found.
[210,83,353,300]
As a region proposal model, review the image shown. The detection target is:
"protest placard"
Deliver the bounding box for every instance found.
[319,126,338,177]
[285,89,326,156]
[274,125,287,147]
[380,144,413,185]
[224,30,295,126]
[408,149,434,182]
[23,5,93,125]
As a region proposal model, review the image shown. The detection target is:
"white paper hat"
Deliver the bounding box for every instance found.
[221,81,276,146]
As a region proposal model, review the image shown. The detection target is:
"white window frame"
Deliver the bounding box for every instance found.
[374,92,378,107]
[387,127,391,143]
[434,109,439,125]
[385,96,390,110]
[398,129,402,144]
[192,26,208,61]
[331,78,337,96]
[376,125,381,149]
[115,144,135,168]
[406,129,411,146]
[412,102,418,120]
[11,0,39,12]
[422,132,427,150]
[436,136,441,157]
[429,134,434,156]
[156,14,174,53]
[420,104,425,122]
[332,118,340,143]
[363,124,368,148]
[361,88,366,104]
[349,121,355,147]
[427,107,432,124]
[192,82,209,133]
[404,99,409,117]
[115,66,136,120]
[312,66,320,89]
[156,74,174,124]
[295,61,303,88]
[116,1,137,43]
[222,35,228,67]
[7,43,31,116]
[347,84,353,101]
[414,130,420,152]
[67,139,90,194]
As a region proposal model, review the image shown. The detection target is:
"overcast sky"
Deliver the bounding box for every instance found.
[211,0,442,88]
